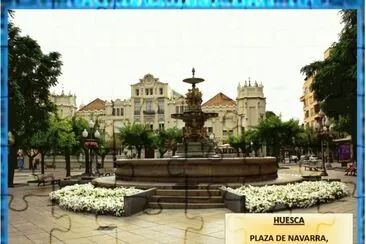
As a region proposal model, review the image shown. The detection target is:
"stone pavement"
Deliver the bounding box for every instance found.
[8,165,358,244]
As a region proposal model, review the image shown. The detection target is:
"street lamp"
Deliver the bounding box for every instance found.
[82,120,101,177]
[250,141,254,157]
[313,111,332,176]
[209,132,215,141]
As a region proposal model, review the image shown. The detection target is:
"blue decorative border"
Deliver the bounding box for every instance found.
[1,2,364,244]
[356,8,365,244]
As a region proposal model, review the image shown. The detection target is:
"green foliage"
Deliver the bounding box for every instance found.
[265,111,278,119]
[8,21,63,147]
[154,127,183,158]
[51,117,77,151]
[8,17,62,185]
[256,116,303,161]
[228,133,246,156]
[165,127,183,155]
[70,116,89,155]
[119,123,154,158]
[300,10,356,152]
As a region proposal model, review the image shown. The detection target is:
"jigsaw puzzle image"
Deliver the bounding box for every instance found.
[4,7,362,244]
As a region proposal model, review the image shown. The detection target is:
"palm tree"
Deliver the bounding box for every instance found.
[119,123,154,158]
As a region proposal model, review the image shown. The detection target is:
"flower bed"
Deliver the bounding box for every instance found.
[49,183,143,216]
[221,181,349,213]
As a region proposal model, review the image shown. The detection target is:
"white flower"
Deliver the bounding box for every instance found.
[49,183,143,216]
[221,181,349,213]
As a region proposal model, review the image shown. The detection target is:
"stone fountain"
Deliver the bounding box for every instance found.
[171,68,218,158]
[111,69,278,184]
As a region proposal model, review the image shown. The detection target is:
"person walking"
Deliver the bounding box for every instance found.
[17,150,24,171]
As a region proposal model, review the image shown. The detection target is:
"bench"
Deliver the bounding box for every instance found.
[303,161,323,171]
[32,174,70,186]
[304,165,323,171]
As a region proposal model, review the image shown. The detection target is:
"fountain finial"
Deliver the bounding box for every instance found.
[192,68,195,78]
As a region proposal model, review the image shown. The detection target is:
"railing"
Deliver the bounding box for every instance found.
[143,110,155,115]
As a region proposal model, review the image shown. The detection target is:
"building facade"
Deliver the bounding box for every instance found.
[49,91,77,119]
[73,74,266,146]
[300,48,331,128]
[202,79,266,144]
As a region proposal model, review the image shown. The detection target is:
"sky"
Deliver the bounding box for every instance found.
[12,10,343,122]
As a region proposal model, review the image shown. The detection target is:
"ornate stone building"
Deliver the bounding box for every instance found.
[49,90,77,119]
[75,74,185,140]
[300,47,331,128]
[202,78,266,144]
[72,74,266,146]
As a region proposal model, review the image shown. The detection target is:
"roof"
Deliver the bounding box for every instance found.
[172,90,183,97]
[202,92,236,107]
[78,98,106,112]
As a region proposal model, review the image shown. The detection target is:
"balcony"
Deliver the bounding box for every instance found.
[157,109,165,114]
[143,110,155,115]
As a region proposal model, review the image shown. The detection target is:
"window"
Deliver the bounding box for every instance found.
[150,88,153,95]
[117,108,120,116]
[136,89,139,96]
[229,130,233,134]
[180,106,184,113]
[223,130,227,136]
[112,108,116,116]
[208,127,213,133]
[121,108,124,116]
[149,124,154,130]
[159,123,164,130]
[159,88,163,95]
[146,99,153,112]
[176,106,179,114]
[158,98,164,114]
[134,100,140,115]
[145,89,149,96]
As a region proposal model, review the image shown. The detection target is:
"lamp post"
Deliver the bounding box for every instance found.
[313,111,331,176]
[112,120,117,168]
[82,120,100,177]
[250,141,254,157]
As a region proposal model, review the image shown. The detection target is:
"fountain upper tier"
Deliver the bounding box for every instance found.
[171,68,218,142]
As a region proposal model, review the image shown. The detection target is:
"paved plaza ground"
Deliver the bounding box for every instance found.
[8,164,358,244]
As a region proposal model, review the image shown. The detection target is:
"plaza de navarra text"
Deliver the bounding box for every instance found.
[249,217,328,243]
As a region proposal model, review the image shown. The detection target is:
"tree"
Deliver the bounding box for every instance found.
[154,130,168,158]
[52,117,77,177]
[8,14,62,186]
[265,111,278,119]
[245,129,262,156]
[300,10,356,159]
[165,128,183,156]
[30,128,52,175]
[256,116,303,164]
[228,133,247,157]
[119,123,154,158]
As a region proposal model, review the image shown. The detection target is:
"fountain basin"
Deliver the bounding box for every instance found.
[115,157,277,183]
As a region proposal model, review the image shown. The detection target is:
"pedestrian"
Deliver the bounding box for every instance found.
[17,150,24,171]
